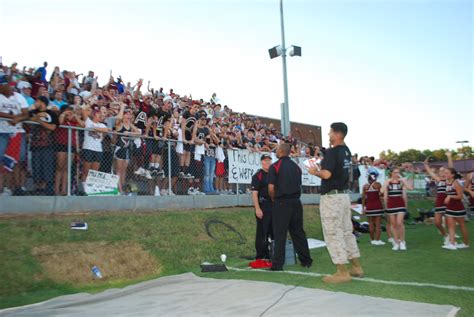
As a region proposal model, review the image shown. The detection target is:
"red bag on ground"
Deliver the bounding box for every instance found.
[249,259,272,269]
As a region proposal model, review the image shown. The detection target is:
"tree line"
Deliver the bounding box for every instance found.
[379,146,473,163]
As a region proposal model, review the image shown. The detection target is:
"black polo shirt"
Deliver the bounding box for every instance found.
[251,169,270,200]
[267,156,301,199]
[320,144,352,194]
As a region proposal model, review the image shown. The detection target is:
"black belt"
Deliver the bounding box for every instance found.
[274,196,300,200]
[322,189,350,196]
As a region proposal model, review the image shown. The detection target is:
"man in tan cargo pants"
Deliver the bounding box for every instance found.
[307,122,363,283]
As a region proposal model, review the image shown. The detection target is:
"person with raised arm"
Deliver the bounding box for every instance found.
[382,168,413,251]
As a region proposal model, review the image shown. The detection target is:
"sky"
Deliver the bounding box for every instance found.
[1,0,472,156]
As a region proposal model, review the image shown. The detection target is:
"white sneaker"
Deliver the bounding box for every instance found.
[154,186,160,196]
[399,241,407,251]
[377,240,386,245]
[392,244,400,251]
[455,243,470,249]
[134,167,146,176]
[443,236,450,246]
[388,238,395,245]
[442,243,457,250]
[455,234,460,238]
[187,187,196,195]
[371,240,377,245]
[160,189,168,195]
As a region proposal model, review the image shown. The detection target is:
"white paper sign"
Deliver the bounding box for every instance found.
[295,157,321,187]
[85,170,119,196]
[227,149,268,184]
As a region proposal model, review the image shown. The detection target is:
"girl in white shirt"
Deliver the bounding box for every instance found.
[81,108,110,184]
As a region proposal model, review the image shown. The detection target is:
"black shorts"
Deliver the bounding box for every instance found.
[184,143,195,153]
[114,147,131,161]
[147,139,165,155]
[82,149,103,163]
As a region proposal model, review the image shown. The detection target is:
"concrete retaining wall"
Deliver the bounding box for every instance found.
[0,194,361,215]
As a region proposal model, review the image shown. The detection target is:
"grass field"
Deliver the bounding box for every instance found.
[0,198,473,315]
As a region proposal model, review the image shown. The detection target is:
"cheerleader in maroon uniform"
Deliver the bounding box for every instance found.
[424,162,448,243]
[443,168,469,250]
[362,169,385,245]
[382,168,413,251]
[464,172,474,215]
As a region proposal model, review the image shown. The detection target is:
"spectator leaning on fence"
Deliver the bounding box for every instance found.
[54,106,85,195]
[191,113,209,195]
[114,103,141,195]
[0,82,29,195]
[11,96,58,195]
[81,106,111,191]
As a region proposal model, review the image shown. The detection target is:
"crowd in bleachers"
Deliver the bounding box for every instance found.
[0,60,321,196]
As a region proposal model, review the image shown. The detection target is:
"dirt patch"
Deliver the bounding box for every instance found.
[32,241,161,284]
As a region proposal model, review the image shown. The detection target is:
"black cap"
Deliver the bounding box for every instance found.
[260,154,271,161]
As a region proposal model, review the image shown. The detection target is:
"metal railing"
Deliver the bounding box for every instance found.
[0,118,328,197]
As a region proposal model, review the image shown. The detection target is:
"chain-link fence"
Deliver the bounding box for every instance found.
[1,117,376,197]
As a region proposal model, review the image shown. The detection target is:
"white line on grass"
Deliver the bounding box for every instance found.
[228,267,474,292]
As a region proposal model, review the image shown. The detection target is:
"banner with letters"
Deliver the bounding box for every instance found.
[227,149,272,184]
[227,149,320,186]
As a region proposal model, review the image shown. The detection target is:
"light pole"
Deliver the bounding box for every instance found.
[456,140,469,158]
[268,0,301,137]
[456,140,469,149]
[456,140,469,172]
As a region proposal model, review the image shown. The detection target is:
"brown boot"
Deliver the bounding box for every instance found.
[349,258,364,278]
[322,264,351,284]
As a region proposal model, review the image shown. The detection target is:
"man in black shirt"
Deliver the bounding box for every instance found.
[180,104,199,178]
[11,96,58,195]
[251,154,274,259]
[308,122,363,284]
[268,143,312,271]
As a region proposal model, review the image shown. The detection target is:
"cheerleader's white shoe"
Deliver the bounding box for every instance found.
[392,244,399,251]
[443,236,449,246]
[399,241,407,251]
[442,243,457,250]
[455,243,469,249]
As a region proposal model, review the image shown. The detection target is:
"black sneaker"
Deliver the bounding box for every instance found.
[300,260,313,268]
[12,188,26,196]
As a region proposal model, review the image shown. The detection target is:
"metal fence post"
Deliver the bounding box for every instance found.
[168,140,172,195]
[67,126,72,196]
